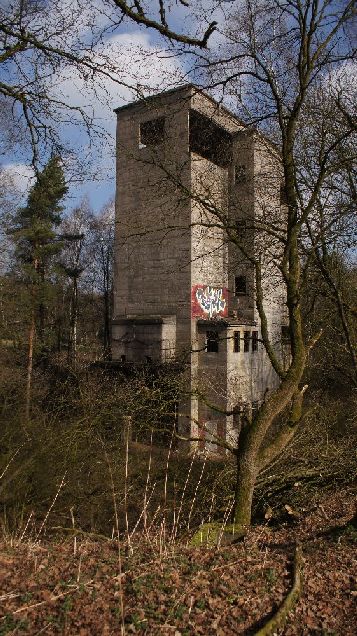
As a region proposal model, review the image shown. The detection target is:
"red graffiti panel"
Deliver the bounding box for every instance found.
[191,284,228,319]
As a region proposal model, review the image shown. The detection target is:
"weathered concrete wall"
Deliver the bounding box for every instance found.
[225,132,286,431]
[113,85,287,452]
[190,153,229,450]
[113,89,193,360]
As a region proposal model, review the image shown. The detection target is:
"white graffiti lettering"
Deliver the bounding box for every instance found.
[196,286,226,318]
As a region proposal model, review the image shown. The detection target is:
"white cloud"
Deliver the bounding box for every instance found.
[1,163,35,198]
[49,30,186,129]
[45,29,186,197]
[328,60,357,97]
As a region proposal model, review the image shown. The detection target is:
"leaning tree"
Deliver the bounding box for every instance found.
[137,0,356,531]
[191,0,356,530]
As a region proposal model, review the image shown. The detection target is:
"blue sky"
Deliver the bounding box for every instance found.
[3,0,354,217]
[0,0,229,214]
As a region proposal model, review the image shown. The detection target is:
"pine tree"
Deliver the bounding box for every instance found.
[11,155,68,419]
[14,155,68,270]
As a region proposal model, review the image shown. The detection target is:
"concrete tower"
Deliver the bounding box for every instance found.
[113,85,287,451]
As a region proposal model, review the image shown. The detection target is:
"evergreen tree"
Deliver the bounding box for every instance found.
[11,155,68,419]
[14,156,68,270]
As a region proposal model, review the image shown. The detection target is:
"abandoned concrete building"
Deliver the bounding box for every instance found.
[112,84,287,451]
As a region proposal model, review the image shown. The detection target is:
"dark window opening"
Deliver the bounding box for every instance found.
[235,275,247,296]
[280,183,288,205]
[189,109,232,168]
[244,331,250,352]
[235,164,246,184]
[145,355,152,363]
[233,331,240,352]
[252,331,258,352]
[206,330,219,353]
[140,117,165,147]
[120,354,126,362]
[281,325,290,344]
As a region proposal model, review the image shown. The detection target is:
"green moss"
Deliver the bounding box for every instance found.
[190,522,246,546]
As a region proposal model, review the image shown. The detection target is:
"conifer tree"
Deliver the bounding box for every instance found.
[11,155,68,419]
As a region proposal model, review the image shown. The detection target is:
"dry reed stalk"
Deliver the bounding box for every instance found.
[171,448,197,543]
[207,491,216,526]
[0,445,24,481]
[70,507,77,556]
[104,448,126,636]
[76,553,82,583]
[124,430,131,552]
[187,453,207,533]
[129,482,157,544]
[172,478,177,534]
[143,430,154,532]
[146,498,163,536]
[162,427,175,546]
[36,471,67,540]
[19,511,34,542]
[216,499,234,548]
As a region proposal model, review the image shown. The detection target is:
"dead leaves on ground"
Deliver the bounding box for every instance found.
[0,489,356,635]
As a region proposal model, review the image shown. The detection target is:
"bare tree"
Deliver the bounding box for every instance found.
[188,0,357,530]
[87,200,115,359]
[0,0,216,162]
[115,0,356,533]
[59,201,92,366]
[58,198,114,363]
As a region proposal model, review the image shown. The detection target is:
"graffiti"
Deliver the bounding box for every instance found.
[192,285,228,319]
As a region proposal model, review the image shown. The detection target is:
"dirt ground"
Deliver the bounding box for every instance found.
[0,488,356,635]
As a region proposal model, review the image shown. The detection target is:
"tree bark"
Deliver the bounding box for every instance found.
[233,427,258,529]
[25,310,35,422]
[68,276,78,367]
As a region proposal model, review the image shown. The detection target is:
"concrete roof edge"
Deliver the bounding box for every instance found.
[113,83,195,113]
[113,83,245,127]
[113,83,281,155]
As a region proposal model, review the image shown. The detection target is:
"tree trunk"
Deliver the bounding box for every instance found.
[103,286,111,359]
[233,436,258,529]
[38,263,46,357]
[68,276,78,367]
[25,310,35,422]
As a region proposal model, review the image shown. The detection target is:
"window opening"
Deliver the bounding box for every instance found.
[139,117,165,147]
[120,354,126,362]
[235,164,246,184]
[235,275,247,296]
[189,109,232,168]
[145,355,152,363]
[233,331,240,352]
[252,331,258,352]
[206,330,219,353]
[244,331,250,352]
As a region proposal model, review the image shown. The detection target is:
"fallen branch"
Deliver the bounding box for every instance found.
[254,543,303,636]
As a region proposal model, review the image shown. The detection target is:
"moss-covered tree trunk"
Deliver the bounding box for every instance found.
[233,443,258,528]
